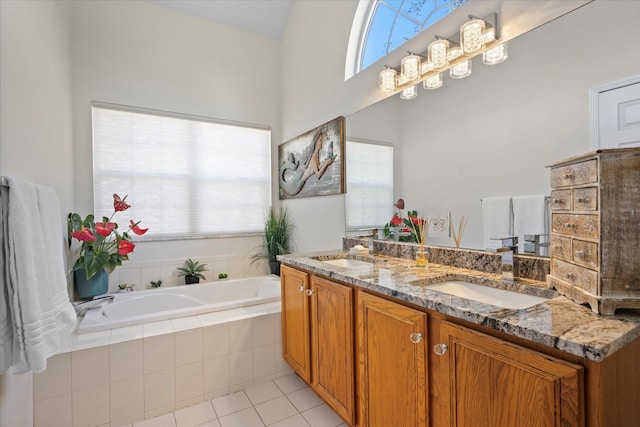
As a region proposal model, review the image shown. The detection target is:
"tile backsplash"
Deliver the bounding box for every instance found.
[343,238,550,282]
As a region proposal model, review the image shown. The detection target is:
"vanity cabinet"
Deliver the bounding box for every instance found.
[547,148,640,314]
[281,264,312,382]
[435,321,583,427]
[280,265,355,424]
[356,291,428,427]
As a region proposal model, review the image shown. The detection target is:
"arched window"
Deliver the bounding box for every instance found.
[347,0,467,78]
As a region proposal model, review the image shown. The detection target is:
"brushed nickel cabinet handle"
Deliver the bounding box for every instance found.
[305,289,314,296]
[298,285,305,292]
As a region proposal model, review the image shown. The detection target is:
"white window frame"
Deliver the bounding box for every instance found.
[91,101,272,241]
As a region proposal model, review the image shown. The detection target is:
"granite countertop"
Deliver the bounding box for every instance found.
[279,250,640,362]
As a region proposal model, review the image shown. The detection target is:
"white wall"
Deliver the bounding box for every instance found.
[69,0,281,273]
[0,0,74,423]
[281,0,640,251]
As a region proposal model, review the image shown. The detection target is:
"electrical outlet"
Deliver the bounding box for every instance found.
[428,212,450,237]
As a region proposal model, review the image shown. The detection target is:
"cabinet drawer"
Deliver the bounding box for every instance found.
[551,258,598,295]
[572,187,598,211]
[550,236,572,260]
[550,190,571,211]
[572,239,599,269]
[550,159,598,188]
[552,213,599,239]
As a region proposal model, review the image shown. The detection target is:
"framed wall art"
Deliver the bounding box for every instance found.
[278,116,345,200]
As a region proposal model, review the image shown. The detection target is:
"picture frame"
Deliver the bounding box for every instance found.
[278,116,345,200]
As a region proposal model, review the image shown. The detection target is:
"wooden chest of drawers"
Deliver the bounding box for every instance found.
[547,148,640,315]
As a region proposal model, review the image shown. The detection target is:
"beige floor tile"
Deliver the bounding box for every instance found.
[244,381,283,405]
[218,407,265,427]
[133,412,176,427]
[175,400,217,427]
[286,387,323,412]
[301,404,344,427]
[268,413,311,427]
[211,391,252,418]
[274,374,308,394]
[253,396,298,425]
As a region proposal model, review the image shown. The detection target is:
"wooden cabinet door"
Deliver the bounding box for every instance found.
[311,276,355,425]
[280,265,311,383]
[357,291,428,427]
[438,321,584,427]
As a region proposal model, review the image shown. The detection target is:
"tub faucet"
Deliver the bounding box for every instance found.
[493,236,518,283]
[73,295,115,316]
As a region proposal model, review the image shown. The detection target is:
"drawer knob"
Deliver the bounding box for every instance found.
[305,289,314,296]
[565,273,575,280]
[553,199,564,204]
[577,197,589,203]
[409,332,423,344]
[298,285,305,292]
[433,343,448,355]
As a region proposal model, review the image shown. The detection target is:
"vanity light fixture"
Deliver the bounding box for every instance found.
[450,59,472,79]
[483,43,508,65]
[400,85,418,100]
[423,73,443,90]
[428,37,450,69]
[377,12,507,99]
[379,66,398,93]
[401,52,422,83]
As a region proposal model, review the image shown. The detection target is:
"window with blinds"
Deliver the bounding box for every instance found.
[345,139,394,231]
[91,102,271,240]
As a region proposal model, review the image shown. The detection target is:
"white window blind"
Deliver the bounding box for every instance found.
[345,139,393,230]
[92,102,271,240]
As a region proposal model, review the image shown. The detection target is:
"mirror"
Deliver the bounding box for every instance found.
[345,0,609,256]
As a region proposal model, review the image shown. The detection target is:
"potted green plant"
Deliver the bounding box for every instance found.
[251,207,293,276]
[177,258,208,284]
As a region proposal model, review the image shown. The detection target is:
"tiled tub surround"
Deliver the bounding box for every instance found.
[32,303,293,427]
[281,248,640,362]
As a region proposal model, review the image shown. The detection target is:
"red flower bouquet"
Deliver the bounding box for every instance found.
[68,194,148,280]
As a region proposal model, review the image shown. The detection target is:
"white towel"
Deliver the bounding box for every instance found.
[482,196,513,251]
[0,176,76,374]
[513,195,549,254]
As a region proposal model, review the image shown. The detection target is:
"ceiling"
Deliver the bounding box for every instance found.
[145,0,295,39]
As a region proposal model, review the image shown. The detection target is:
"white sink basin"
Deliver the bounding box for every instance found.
[322,258,373,268]
[428,281,548,310]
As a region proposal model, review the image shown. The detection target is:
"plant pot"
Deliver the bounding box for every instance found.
[269,261,281,276]
[185,275,200,285]
[75,268,109,299]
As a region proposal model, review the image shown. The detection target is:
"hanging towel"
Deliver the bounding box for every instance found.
[513,195,549,254]
[0,176,76,374]
[482,196,513,251]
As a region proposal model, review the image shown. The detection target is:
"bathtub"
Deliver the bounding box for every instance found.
[77,275,281,334]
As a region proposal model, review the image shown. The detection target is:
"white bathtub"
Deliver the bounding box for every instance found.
[77,275,281,334]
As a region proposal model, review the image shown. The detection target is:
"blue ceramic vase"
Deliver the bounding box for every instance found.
[75,268,109,299]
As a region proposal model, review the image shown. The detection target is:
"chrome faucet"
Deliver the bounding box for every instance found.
[355,228,378,255]
[73,295,115,316]
[493,236,518,283]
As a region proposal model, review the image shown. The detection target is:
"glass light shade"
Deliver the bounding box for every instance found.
[483,43,508,65]
[379,68,397,93]
[450,60,472,79]
[428,39,449,69]
[401,54,421,82]
[400,85,418,100]
[461,18,485,53]
[423,74,443,90]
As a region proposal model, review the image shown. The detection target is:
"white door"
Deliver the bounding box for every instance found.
[592,78,640,149]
